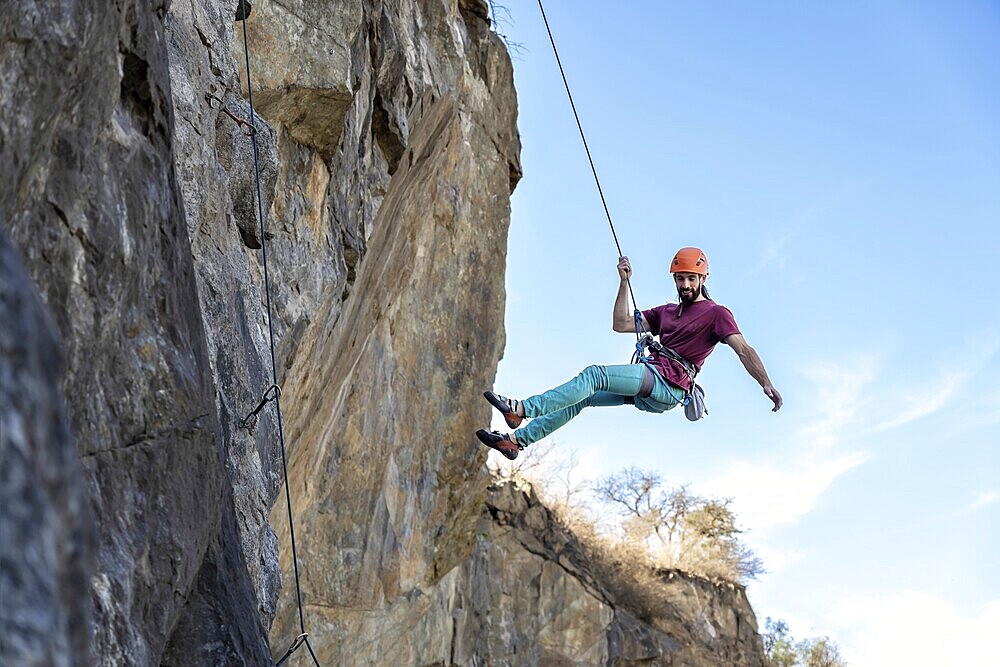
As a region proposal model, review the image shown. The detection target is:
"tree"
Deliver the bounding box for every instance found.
[595,468,701,547]
[735,541,766,581]
[683,498,764,580]
[486,2,524,55]
[595,468,763,581]
[763,618,797,667]
[764,618,848,667]
[799,637,847,667]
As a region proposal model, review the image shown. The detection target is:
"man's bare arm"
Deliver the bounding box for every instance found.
[612,256,649,332]
[725,333,782,411]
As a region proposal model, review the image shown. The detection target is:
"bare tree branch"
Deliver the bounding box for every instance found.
[487,1,526,56]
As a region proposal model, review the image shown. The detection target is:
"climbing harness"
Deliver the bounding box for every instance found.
[230,1,322,663]
[538,2,707,420]
[633,332,708,421]
[634,333,697,382]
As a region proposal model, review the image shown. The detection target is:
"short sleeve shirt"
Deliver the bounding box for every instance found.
[641,300,741,391]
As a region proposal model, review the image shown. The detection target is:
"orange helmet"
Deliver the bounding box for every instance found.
[670,247,709,275]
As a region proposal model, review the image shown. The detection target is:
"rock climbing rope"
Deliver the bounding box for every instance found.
[234,0,322,664]
[535,2,703,418]
[536,0,650,348]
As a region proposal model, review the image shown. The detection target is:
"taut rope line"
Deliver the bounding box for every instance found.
[536,0,640,333]
[237,1,321,663]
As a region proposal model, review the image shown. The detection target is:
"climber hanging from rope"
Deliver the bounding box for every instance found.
[476,247,782,460]
[476,4,782,459]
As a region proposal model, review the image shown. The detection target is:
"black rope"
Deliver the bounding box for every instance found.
[237,1,321,664]
[537,0,640,336]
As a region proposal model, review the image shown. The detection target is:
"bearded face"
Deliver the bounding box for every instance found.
[673,272,703,303]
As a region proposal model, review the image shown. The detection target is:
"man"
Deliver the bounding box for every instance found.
[476,247,782,460]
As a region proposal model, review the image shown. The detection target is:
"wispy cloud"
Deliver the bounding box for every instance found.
[754,179,872,278]
[954,489,1000,517]
[831,591,1000,667]
[750,542,803,575]
[698,333,994,533]
[872,372,972,433]
[798,357,878,450]
[866,333,998,435]
[870,368,974,433]
[699,452,867,530]
[787,332,999,450]
[943,388,1000,437]
[755,232,795,273]
[698,357,877,531]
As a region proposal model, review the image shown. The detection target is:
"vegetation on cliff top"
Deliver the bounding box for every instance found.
[489,442,847,665]
[490,440,761,585]
[763,618,847,667]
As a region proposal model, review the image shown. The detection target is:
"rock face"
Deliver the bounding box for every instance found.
[257,2,522,660]
[473,484,767,667]
[0,231,93,666]
[1,1,267,663]
[1,0,766,665]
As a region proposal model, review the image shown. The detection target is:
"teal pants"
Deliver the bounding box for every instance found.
[515,364,684,447]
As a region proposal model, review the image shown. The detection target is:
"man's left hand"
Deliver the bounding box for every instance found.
[764,385,782,412]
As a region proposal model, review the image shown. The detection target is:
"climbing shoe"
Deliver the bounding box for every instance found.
[484,391,523,429]
[476,429,522,460]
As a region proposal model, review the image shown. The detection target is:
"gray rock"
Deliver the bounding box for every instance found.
[478,484,767,667]
[214,94,280,251]
[0,230,94,667]
[232,0,363,159]
[3,0,273,661]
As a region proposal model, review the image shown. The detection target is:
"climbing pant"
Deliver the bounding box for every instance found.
[514,364,685,447]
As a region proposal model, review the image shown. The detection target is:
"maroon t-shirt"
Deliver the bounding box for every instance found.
[641,300,741,391]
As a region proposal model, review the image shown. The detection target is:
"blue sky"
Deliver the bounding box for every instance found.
[490,2,999,664]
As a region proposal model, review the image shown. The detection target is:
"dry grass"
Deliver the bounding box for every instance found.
[488,441,760,616]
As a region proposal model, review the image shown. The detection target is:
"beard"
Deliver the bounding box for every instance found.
[678,286,700,303]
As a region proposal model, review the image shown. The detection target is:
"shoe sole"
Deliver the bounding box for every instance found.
[483,391,523,429]
[475,429,519,460]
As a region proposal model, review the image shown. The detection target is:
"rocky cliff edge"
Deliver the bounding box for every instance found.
[1,1,764,665]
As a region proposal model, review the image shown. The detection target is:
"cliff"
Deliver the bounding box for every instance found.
[0,1,765,665]
[472,483,764,666]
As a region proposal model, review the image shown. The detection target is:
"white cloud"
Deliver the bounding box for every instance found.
[694,335,992,534]
[749,542,803,575]
[869,332,999,434]
[944,388,1000,437]
[698,451,867,530]
[798,357,878,450]
[870,367,973,433]
[794,331,999,447]
[955,489,1000,517]
[831,592,1000,667]
[694,358,875,532]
